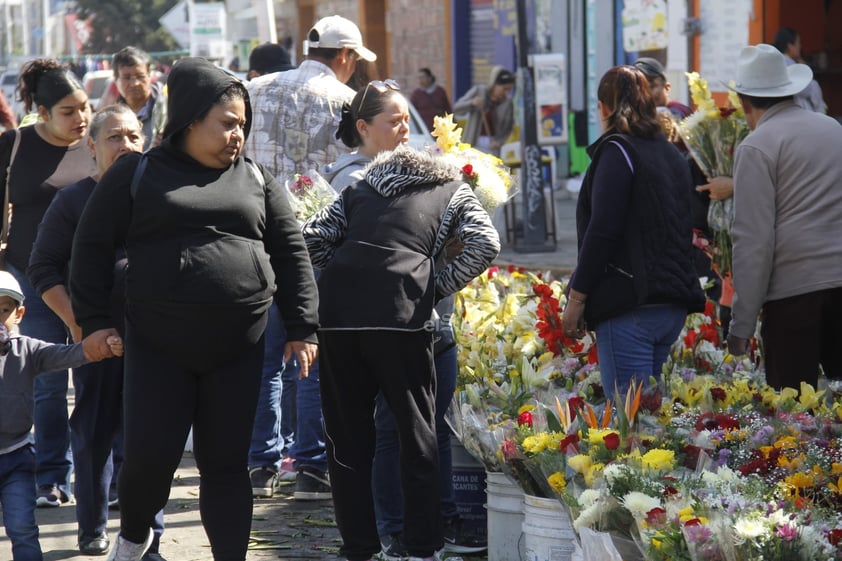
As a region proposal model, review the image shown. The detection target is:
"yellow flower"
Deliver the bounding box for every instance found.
[640,449,675,471]
[584,463,605,487]
[518,404,535,415]
[431,114,463,153]
[568,454,592,474]
[588,428,620,446]
[547,472,567,494]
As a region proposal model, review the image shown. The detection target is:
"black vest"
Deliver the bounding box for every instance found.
[318,179,461,330]
[578,132,705,324]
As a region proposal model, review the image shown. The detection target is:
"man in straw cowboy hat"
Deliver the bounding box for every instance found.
[726,44,842,390]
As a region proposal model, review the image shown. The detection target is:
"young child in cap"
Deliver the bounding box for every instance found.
[0,271,122,561]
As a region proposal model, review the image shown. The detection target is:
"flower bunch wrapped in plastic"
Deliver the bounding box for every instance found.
[679,72,750,278]
[430,113,515,213]
[284,170,337,223]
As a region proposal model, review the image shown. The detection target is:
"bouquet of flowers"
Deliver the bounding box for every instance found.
[284,170,337,223]
[430,114,515,213]
[679,72,750,279]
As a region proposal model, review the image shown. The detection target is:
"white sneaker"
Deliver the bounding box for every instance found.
[106,529,153,561]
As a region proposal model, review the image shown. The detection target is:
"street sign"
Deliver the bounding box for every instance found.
[159,0,190,50]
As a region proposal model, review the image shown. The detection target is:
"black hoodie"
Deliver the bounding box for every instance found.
[70,58,318,370]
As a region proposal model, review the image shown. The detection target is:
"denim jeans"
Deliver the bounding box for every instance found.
[8,264,72,494]
[249,304,295,469]
[287,357,326,472]
[595,304,687,400]
[372,345,458,537]
[0,445,42,561]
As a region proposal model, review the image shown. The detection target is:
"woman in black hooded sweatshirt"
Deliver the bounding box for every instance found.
[69,58,319,561]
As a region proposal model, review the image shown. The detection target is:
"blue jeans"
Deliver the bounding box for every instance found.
[8,264,72,494]
[249,304,296,469]
[287,357,326,472]
[0,445,42,561]
[595,304,687,400]
[372,345,459,537]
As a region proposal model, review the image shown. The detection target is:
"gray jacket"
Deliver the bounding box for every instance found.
[452,84,514,153]
[323,152,372,192]
[0,336,88,453]
[730,101,842,338]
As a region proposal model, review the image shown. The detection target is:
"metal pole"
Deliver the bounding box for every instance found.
[515,0,552,252]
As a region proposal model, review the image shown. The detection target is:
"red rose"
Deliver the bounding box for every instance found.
[462,163,474,177]
[517,411,533,427]
[603,432,620,450]
[559,433,579,453]
[684,518,703,527]
[645,507,667,526]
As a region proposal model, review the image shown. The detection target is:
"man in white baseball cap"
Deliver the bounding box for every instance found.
[306,15,377,62]
[726,43,842,392]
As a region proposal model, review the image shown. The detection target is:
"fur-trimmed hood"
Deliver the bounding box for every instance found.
[364,145,463,198]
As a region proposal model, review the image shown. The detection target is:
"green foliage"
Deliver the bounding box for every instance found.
[72,0,180,54]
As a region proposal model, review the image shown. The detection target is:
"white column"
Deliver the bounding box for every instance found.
[252,0,277,43]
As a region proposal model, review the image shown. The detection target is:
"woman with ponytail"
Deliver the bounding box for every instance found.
[322,78,409,191]
[561,65,704,400]
[0,58,98,508]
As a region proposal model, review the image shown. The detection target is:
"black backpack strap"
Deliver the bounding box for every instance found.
[129,154,149,200]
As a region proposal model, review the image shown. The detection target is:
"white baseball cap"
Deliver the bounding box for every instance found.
[306,15,377,62]
[0,271,24,305]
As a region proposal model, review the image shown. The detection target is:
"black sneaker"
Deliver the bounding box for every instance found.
[379,533,409,559]
[36,484,70,508]
[250,466,279,498]
[442,516,486,553]
[293,466,331,500]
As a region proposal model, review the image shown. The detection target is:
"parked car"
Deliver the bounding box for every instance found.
[406,98,434,151]
[82,69,114,111]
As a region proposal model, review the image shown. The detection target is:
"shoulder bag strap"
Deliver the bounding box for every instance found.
[2,129,21,246]
[129,154,149,200]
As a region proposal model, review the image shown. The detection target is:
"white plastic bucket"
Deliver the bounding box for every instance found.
[485,471,524,561]
[521,494,577,561]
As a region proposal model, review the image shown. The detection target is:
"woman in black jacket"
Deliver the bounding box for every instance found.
[303,146,500,561]
[562,65,704,400]
[69,58,319,561]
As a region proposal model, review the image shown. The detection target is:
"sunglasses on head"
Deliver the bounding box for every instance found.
[357,79,401,114]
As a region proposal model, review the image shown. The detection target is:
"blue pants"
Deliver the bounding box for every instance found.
[287,357,326,472]
[373,345,458,537]
[594,304,687,400]
[249,304,287,470]
[8,264,72,495]
[0,445,42,561]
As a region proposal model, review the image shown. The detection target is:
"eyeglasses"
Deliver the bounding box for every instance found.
[356,79,400,114]
[118,73,149,83]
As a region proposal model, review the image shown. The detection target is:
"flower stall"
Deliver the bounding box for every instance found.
[450,265,842,561]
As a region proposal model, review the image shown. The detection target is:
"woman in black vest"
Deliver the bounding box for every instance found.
[302,145,500,561]
[562,65,704,400]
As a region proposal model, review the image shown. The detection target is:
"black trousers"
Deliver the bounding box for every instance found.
[762,286,842,390]
[118,321,264,561]
[319,330,441,561]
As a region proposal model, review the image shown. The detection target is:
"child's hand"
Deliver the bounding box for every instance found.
[82,328,122,361]
[106,335,124,357]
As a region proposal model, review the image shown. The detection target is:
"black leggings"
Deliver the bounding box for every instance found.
[118,322,264,561]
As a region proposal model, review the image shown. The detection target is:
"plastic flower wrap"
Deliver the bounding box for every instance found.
[284,169,337,223]
[679,72,750,278]
[430,113,516,213]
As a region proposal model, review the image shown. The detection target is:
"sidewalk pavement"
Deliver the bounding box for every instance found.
[494,189,578,277]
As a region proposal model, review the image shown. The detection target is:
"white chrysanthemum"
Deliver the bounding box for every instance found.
[602,463,630,486]
[622,492,661,519]
[573,501,603,532]
[733,516,769,539]
[577,489,601,509]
